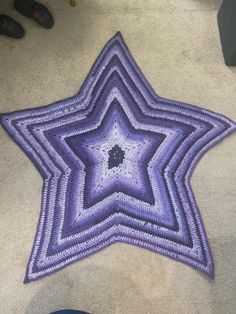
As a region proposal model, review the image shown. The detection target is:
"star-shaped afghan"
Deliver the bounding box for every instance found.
[1,32,235,283]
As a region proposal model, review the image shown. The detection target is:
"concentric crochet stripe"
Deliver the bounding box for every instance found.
[1,32,235,283]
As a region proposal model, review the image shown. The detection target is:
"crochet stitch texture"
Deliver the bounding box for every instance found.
[1,32,236,283]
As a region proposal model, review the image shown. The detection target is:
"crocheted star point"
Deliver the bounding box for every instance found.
[1,32,235,283]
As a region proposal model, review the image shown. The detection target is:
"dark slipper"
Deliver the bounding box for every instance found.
[14,0,54,29]
[0,14,25,38]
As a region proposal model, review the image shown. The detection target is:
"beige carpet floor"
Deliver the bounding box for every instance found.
[1,0,236,313]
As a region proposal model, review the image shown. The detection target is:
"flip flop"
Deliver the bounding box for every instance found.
[0,14,25,38]
[14,0,54,29]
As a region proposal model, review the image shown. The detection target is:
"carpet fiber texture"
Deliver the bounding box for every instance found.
[1,1,236,313]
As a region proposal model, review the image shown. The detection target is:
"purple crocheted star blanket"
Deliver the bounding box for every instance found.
[1,32,235,283]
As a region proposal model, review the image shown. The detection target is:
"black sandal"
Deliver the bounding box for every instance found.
[14,0,54,29]
[0,14,25,38]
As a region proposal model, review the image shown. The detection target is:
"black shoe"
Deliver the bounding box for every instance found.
[14,0,54,29]
[0,14,25,38]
